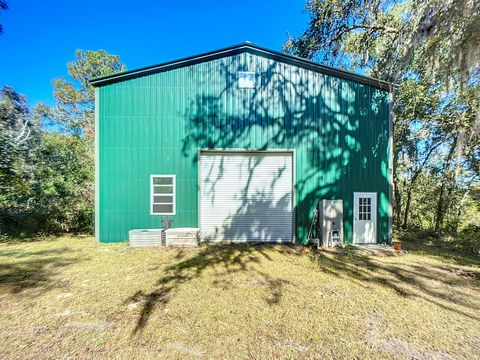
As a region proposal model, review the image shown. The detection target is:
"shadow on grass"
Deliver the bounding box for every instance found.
[125,243,296,335]
[127,242,480,335]
[0,247,85,294]
[309,249,480,321]
[396,231,480,268]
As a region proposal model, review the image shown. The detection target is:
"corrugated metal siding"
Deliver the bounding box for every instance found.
[98,50,390,244]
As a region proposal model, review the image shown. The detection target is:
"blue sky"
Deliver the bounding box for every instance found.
[0,0,308,106]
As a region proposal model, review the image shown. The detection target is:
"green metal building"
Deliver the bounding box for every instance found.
[91,42,392,245]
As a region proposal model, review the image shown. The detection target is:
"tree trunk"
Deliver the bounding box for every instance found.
[393,168,402,227]
[453,175,477,232]
[434,182,446,232]
[402,186,412,229]
[391,86,402,228]
[453,191,467,233]
[434,138,457,232]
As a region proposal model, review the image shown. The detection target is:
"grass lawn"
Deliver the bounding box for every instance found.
[0,236,479,359]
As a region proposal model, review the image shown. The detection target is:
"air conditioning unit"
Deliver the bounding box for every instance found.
[129,229,164,247]
[319,200,344,247]
[165,228,200,247]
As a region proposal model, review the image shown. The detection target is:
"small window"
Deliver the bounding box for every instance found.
[151,175,175,215]
[238,71,255,89]
[358,197,371,220]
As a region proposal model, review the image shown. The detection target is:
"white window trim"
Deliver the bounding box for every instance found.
[238,71,256,89]
[150,174,176,215]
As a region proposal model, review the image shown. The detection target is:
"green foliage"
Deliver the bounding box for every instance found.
[285,0,404,72]
[1,129,94,235]
[29,133,94,233]
[1,49,125,236]
[458,185,480,231]
[0,86,39,221]
[398,227,479,255]
[285,0,480,84]
[41,49,126,139]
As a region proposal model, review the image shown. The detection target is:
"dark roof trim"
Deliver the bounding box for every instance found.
[89,42,391,91]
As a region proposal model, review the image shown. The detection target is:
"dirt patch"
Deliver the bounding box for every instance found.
[54,309,89,317]
[276,340,309,354]
[449,268,479,279]
[64,321,110,332]
[365,314,455,360]
[54,309,73,317]
[127,301,145,310]
[165,341,205,358]
[56,292,73,299]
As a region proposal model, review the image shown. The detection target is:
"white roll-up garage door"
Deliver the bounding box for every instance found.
[200,151,293,243]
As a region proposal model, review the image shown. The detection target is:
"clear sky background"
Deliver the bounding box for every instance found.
[0,0,308,106]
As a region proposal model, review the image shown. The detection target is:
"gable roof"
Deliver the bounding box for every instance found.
[89,42,390,91]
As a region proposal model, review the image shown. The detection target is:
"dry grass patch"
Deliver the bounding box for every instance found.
[0,236,478,359]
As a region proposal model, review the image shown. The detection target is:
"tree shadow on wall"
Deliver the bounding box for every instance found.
[221,193,292,243]
[180,56,390,242]
[200,150,293,243]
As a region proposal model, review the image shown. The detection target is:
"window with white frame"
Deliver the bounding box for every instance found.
[358,197,371,220]
[150,175,176,215]
[238,71,255,89]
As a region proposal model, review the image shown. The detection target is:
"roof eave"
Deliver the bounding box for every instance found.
[89,42,391,91]
[89,42,249,87]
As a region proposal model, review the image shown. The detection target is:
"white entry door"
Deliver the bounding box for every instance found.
[353,192,377,244]
[200,152,293,243]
